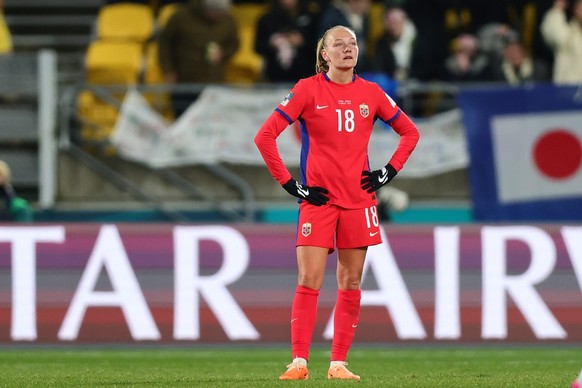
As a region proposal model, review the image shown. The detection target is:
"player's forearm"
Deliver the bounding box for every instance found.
[387,111,420,171]
[254,112,293,185]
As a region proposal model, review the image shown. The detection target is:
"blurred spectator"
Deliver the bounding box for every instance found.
[254,0,317,82]
[0,0,12,54]
[477,22,520,66]
[158,0,239,116]
[442,33,491,82]
[317,0,373,72]
[466,1,555,80]
[541,0,582,84]
[489,36,550,84]
[0,160,33,222]
[371,7,417,81]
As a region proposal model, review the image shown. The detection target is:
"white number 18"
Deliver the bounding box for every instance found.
[335,109,355,132]
[365,206,379,228]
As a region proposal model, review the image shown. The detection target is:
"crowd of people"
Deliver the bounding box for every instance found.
[1,0,577,96]
[155,0,581,88]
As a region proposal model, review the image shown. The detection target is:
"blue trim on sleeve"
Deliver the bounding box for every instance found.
[275,108,294,124]
[385,109,402,125]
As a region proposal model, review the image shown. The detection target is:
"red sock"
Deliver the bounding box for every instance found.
[290,285,319,361]
[331,289,361,361]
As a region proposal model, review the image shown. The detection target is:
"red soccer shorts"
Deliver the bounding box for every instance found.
[296,202,382,252]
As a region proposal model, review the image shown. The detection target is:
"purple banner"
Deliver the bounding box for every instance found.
[0,223,581,344]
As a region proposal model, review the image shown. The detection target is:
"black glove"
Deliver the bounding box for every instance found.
[282,178,329,206]
[361,164,397,193]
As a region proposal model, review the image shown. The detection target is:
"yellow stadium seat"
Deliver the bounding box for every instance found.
[226,4,267,84]
[97,2,155,42]
[85,40,144,85]
[77,90,121,148]
[226,25,264,84]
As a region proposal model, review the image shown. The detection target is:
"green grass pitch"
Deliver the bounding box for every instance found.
[0,346,579,387]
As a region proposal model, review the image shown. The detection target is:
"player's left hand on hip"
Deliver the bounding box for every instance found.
[361,163,397,193]
[282,178,330,206]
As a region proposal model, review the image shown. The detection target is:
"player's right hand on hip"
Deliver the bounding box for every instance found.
[282,178,329,206]
[361,163,398,193]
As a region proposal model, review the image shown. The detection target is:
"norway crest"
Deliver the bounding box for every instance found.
[359,103,369,118]
[301,222,311,237]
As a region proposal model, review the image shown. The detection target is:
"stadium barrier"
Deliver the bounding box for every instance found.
[1,223,581,344]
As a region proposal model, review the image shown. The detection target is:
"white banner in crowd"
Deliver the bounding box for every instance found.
[110,87,468,177]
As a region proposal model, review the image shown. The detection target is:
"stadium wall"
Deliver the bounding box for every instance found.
[1,223,581,344]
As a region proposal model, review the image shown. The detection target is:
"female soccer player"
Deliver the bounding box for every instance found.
[254,25,420,381]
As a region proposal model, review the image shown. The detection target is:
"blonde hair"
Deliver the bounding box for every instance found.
[0,160,11,184]
[315,25,357,74]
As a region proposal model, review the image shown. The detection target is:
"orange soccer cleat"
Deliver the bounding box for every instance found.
[279,359,309,381]
[327,361,361,380]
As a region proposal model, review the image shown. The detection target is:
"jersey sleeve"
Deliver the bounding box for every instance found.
[376,86,420,172]
[386,111,420,171]
[254,81,309,185]
[376,86,401,123]
[274,79,310,123]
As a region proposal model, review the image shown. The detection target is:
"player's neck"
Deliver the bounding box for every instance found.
[326,68,354,84]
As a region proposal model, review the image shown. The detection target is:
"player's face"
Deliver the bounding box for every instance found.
[322,28,358,71]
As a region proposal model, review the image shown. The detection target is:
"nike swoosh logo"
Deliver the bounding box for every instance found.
[316,105,329,110]
[369,231,379,237]
[352,324,358,328]
[291,318,299,324]
[378,169,388,183]
[297,186,310,197]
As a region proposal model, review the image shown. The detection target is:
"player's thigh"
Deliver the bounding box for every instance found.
[296,202,339,251]
[336,247,367,290]
[336,205,382,249]
[297,245,329,290]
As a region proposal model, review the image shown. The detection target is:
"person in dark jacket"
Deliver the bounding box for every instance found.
[157,0,240,117]
[489,36,550,84]
[254,0,317,83]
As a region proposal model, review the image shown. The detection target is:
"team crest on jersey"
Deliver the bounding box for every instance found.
[301,222,312,237]
[360,103,369,118]
[281,92,294,106]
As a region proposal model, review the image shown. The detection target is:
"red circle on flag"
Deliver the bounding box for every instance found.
[532,129,582,180]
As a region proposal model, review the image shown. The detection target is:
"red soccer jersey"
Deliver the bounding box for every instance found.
[255,72,419,209]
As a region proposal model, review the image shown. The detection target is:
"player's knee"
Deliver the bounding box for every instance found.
[337,277,361,290]
[297,275,324,290]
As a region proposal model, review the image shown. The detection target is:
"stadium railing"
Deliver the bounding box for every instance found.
[0,50,58,208]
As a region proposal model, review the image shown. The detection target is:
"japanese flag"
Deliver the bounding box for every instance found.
[491,111,582,203]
